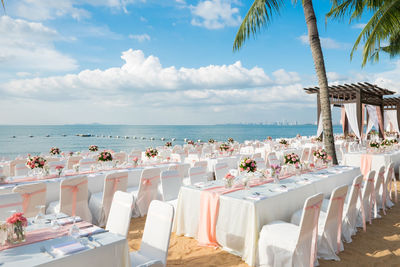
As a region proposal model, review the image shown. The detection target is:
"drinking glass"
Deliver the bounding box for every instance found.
[33,205,46,224]
[69,216,80,239]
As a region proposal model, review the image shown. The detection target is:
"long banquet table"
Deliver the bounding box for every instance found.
[0,215,130,267]
[343,150,400,175]
[173,165,361,266]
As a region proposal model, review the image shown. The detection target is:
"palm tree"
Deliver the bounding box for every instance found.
[233,0,338,164]
[327,0,400,66]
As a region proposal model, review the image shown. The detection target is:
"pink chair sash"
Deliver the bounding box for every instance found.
[305,200,322,267]
[0,202,22,209]
[360,154,372,177]
[332,195,345,253]
[215,165,227,171]
[141,175,159,186]
[61,180,88,216]
[354,183,366,232]
[21,188,46,213]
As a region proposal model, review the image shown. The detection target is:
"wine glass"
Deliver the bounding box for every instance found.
[33,205,46,224]
[69,216,80,239]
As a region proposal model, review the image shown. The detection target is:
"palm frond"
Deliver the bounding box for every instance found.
[1,0,5,12]
[233,0,284,51]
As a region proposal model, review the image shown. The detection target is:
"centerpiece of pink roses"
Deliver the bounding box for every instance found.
[98,151,113,162]
[89,145,99,152]
[26,155,46,169]
[49,147,60,155]
[7,212,27,244]
[165,142,172,147]
[284,153,300,166]
[219,143,230,152]
[239,158,257,173]
[145,148,158,159]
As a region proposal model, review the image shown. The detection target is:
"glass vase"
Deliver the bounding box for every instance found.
[7,223,26,244]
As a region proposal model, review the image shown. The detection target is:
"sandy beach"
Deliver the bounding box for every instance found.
[128,181,400,267]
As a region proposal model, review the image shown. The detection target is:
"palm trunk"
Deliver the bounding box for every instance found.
[302,0,338,164]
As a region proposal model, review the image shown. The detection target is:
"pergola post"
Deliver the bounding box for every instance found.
[356,90,363,139]
[379,102,385,139]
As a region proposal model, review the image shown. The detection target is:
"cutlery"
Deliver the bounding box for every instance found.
[87,235,102,246]
[40,246,56,258]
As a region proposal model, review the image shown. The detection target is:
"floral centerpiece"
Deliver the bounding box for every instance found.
[165,141,172,147]
[391,139,398,144]
[224,173,235,188]
[0,222,7,245]
[98,151,113,162]
[49,147,60,155]
[187,140,195,145]
[55,165,64,176]
[145,148,158,158]
[208,138,215,144]
[313,148,328,163]
[381,139,392,147]
[266,136,272,141]
[219,143,230,152]
[270,164,281,183]
[89,145,98,152]
[132,156,139,167]
[7,212,27,244]
[69,151,74,156]
[284,153,300,166]
[26,155,46,169]
[279,139,288,145]
[369,141,380,149]
[228,137,234,143]
[239,158,257,173]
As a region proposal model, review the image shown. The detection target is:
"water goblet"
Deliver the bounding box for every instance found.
[69,216,80,239]
[33,205,46,224]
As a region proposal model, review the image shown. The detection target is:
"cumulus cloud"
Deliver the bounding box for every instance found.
[129,34,151,42]
[190,0,242,29]
[298,35,350,50]
[0,16,77,73]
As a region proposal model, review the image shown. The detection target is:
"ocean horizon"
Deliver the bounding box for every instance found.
[0,124,343,159]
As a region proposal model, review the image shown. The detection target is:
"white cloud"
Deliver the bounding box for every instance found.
[352,23,367,29]
[8,0,139,21]
[129,34,151,42]
[190,0,242,29]
[0,16,78,73]
[298,34,350,50]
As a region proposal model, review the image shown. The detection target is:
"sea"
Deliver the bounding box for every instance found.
[0,125,343,159]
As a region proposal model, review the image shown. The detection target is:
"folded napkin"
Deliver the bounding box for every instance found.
[57,217,82,226]
[79,226,105,237]
[52,241,86,255]
[194,182,214,188]
[296,179,311,185]
[245,193,267,201]
[271,186,288,192]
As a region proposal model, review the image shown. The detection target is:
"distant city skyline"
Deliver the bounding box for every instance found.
[0,0,399,125]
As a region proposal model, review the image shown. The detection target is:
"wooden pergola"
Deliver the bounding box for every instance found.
[304,82,395,138]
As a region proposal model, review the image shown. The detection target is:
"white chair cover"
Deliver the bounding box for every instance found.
[130,200,174,267]
[214,162,229,180]
[132,168,161,217]
[106,191,134,237]
[67,156,83,169]
[0,193,23,221]
[89,171,128,226]
[14,163,29,176]
[113,152,127,163]
[160,170,182,202]
[48,160,66,173]
[373,166,385,218]
[13,183,46,218]
[79,158,97,171]
[266,152,280,167]
[258,193,324,267]
[300,147,311,163]
[189,166,207,185]
[254,157,266,170]
[194,160,208,169]
[382,163,395,208]
[357,170,375,227]
[9,159,26,177]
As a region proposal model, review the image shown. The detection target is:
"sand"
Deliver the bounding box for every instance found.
[127,181,400,267]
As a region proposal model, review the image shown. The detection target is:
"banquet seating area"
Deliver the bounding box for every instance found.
[0,134,399,266]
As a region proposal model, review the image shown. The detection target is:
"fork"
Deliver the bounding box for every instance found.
[40,246,55,258]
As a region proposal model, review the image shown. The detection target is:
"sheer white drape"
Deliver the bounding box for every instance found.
[366,105,379,136]
[384,110,400,133]
[344,103,361,139]
[316,105,333,137]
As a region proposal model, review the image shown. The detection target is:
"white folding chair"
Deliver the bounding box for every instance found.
[13,183,46,218]
[128,168,161,217]
[194,160,208,169]
[89,171,129,226]
[113,152,127,163]
[258,193,324,267]
[130,200,174,267]
[291,185,348,260]
[105,191,134,237]
[9,159,26,176]
[214,162,229,180]
[357,170,376,227]
[300,147,311,163]
[46,176,92,222]
[382,163,395,209]
[254,157,266,170]
[189,166,207,185]
[48,160,66,173]
[0,193,23,221]
[373,166,385,218]
[67,156,83,169]
[79,158,97,172]
[266,152,280,167]
[160,170,182,209]
[14,163,29,176]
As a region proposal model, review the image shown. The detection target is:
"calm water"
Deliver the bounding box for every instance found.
[0,125,342,158]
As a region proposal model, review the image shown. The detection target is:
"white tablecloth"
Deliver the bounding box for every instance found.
[0,218,130,267]
[173,166,361,266]
[343,150,400,174]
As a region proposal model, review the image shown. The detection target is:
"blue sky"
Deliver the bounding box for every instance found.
[0,0,399,125]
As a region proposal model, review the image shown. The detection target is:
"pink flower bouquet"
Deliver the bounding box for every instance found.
[239,157,257,173]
